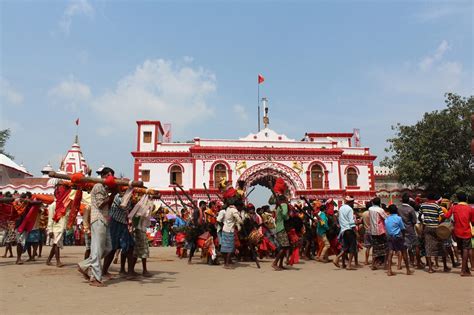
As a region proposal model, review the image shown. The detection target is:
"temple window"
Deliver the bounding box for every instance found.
[214,163,227,188]
[311,164,324,189]
[170,165,182,185]
[347,167,358,187]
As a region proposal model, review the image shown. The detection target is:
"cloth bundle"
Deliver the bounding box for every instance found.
[129,194,154,231]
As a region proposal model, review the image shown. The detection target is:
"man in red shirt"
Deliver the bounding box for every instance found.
[444,192,474,277]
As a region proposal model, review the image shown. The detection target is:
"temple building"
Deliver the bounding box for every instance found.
[0,136,90,195]
[132,119,377,206]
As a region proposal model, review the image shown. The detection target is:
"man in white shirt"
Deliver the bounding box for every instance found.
[217,196,242,269]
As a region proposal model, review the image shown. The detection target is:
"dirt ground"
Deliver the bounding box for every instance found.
[0,246,472,314]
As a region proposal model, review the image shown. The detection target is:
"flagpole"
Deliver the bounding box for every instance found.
[257,79,260,132]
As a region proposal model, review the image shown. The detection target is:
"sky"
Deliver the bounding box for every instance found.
[1,0,473,183]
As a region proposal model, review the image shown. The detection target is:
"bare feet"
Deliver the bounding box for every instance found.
[89,279,105,287]
[26,258,35,262]
[56,262,65,268]
[333,260,340,268]
[406,270,414,275]
[77,266,90,280]
[102,273,115,280]
[46,261,52,266]
[16,260,23,265]
[371,266,377,271]
[113,257,119,264]
[428,269,436,273]
[272,264,282,271]
[1,254,6,258]
[142,271,152,277]
[460,272,472,277]
[387,271,395,276]
[443,267,451,273]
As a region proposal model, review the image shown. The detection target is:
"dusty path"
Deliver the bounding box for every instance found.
[0,246,472,314]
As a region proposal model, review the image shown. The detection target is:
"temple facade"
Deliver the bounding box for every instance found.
[0,136,90,195]
[132,121,377,205]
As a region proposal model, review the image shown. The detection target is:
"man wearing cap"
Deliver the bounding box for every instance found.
[78,167,117,287]
[333,196,357,270]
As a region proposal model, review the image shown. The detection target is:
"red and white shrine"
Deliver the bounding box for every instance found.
[132,121,377,205]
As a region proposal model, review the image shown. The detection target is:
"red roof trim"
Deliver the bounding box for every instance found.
[132,151,192,158]
[340,154,377,161]
[306,132,354,138]
[189,146,344,155]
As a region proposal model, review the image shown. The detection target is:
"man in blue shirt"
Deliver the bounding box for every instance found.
[334,196,357,270]
[385,204,413,276]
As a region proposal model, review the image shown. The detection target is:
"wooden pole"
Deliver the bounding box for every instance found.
[48,171,144,187]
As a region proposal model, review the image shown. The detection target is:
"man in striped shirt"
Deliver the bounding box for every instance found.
[419,193,449,273]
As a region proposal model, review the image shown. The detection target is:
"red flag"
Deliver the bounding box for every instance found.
[75,118,80,126]
[258,74,264,84]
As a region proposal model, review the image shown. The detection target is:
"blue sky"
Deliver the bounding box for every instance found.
[1,0,473,180]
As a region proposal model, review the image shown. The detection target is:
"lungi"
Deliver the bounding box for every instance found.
[404,232,419,249]
[342,229,357,254]
[371,234,388,258]
[110,219,134,252]
[424,227,445,257]
[26,229,40,243]
[363,233,372,248]
[276,230,290,248]
[220,231,235,253]
[133,229,149,259]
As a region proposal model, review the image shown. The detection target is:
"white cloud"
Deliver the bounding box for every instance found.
[0,77,24,105]
[233,104,248,121]
[419,40,449,71]
[91,59,216,135]
[48,76,91,109]
[59,0,94,35]
[372,40,470,99]
[415,3,471,22]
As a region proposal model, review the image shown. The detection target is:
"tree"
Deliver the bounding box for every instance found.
[382,93,474,196]
[0,129,14,159]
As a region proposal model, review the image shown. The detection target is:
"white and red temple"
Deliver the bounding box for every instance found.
[0,136,90,195]
[132,121,377,206]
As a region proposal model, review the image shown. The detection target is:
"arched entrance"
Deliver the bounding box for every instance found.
[237,162,305,199]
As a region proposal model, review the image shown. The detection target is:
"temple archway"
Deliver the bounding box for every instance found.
[237,162,305,198]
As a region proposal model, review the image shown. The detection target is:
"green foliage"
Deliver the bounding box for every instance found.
[0,129,14,159]
[382,93,474,196]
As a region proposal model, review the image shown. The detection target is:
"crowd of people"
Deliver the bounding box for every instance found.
[1,167,474,288]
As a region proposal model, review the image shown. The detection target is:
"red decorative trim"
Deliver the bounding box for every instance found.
[340,154,377,161]
[192,158,196,189]
[132,151,191,158]
[137,124,141,152]
[338,160,342,190]
[190,146,343,156]
[133,160,142,181]
[307,161,327,172]
[167,163,185,173]
[306,132,354,138]
[344,165,360,175]
[368,163,375,190]
[154,123,158,150]
[346,186,360,190]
